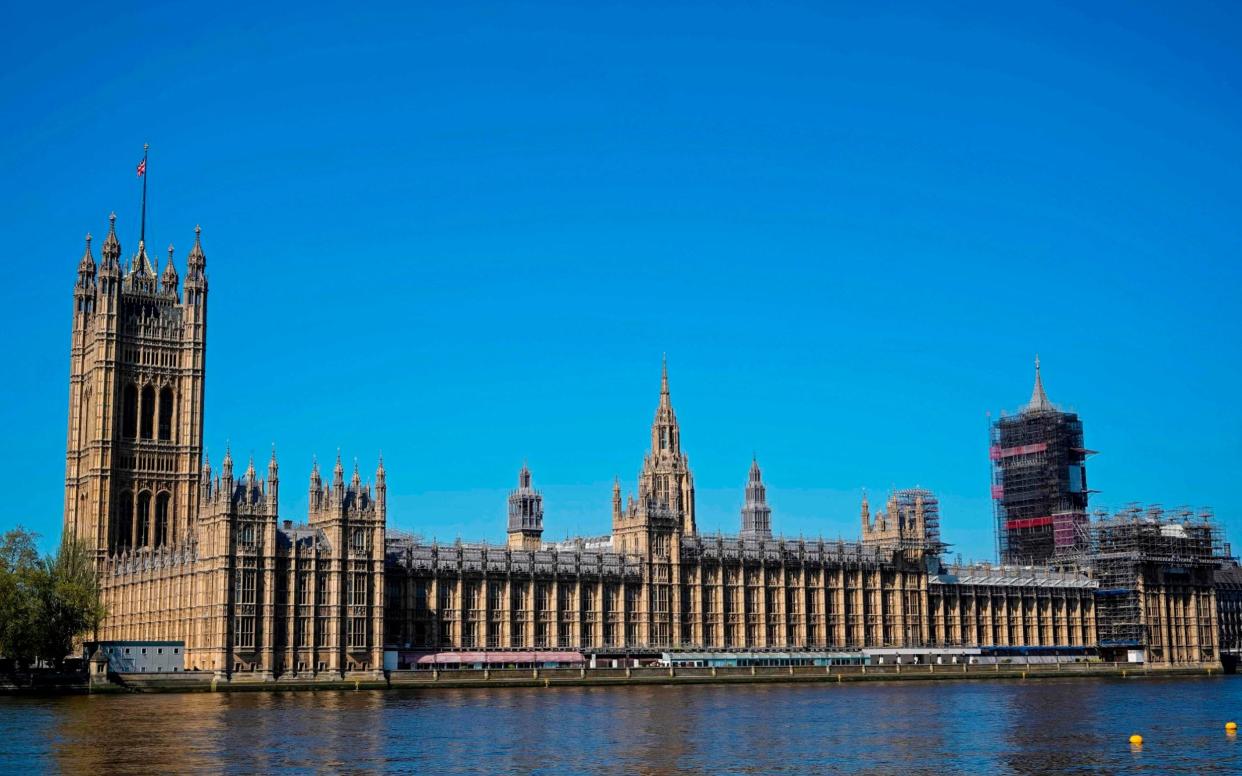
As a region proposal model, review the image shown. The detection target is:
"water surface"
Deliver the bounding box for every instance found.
[3,677,1240,774]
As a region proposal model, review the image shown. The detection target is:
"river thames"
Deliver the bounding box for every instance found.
[3,677,1241,774]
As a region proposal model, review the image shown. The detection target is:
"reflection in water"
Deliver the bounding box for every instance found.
[2,677,1239,774]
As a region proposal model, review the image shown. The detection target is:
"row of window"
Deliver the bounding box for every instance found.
[114,490,172,550]
[120,383,178,441]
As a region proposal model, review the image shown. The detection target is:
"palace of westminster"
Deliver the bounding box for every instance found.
[63,211,1237,679]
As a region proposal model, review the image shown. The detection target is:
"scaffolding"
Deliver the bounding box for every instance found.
[1084,505,1226,652]
[892,488,946,556]
[990,405,1091,565]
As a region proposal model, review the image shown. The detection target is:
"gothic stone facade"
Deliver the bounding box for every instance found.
[384,370,1105,661]
[63,217,1214,673]
[66,219,383,676]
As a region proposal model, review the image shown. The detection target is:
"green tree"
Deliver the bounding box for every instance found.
[0,528,105,669]
[36,537,106,668]
[0,527,43,667]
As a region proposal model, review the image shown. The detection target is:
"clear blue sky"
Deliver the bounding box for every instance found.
[1,2,1239,560]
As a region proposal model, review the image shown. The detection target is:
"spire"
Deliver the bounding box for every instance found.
[333,450,345,492]
[740,457,772,539]
[101,213,121,270]
[76,233,97,295]
[611,476,623,522]
[519,460,532,489]
[222,443,234,480]
[245,454,257,483]
[651,355,680,455]
[861,490,871,531]
[351,457,362,490]
[660,353,670,408]
[268,444,279,476]
[161,243,179,293]
[79,233,96,271]
[376,452,386,481]
[187,225,206,274]
[1025,354,1052,412]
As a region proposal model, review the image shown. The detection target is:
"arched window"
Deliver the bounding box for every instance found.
[155,492,171,547]
[137,491,152,547]
[116,490,134,551]
[122,384,138,439]
[140,386,155,439]
[158,386,174,441]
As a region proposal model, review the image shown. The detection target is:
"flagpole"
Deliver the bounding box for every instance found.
[140,143,149,246]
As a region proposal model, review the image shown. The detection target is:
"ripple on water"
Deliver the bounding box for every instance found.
[2,677,1241,775]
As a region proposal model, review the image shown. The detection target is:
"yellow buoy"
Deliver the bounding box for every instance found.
[1227,721,1238,732]
[1129,734,1143,745]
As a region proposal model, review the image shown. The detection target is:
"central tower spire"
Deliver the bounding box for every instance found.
[651,354,680,455]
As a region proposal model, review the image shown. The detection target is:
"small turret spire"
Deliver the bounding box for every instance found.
[76,233,97,292]
[187,225,206,275]
[101,213,121,269]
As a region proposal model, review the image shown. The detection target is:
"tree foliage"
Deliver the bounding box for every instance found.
[0,527,106,668]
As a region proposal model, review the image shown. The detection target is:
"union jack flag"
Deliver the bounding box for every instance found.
[137,158,146,177]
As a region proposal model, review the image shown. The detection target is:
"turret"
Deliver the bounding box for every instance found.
[740,457,772,539]
[161,244,180,297]
[184,225,207,309]
[612,477,622,522]
[221,444,235,489]
[244,454,259,500]
[98,213,121,304]
[860,491,871,533]
[201,452,214,500]
[507,463,544,550]
[267,446,279,510]
[375,454,386,520]
[332,451,345,503]
[308,456,323,510]
[74,234,97,317]
[101,213,121,272]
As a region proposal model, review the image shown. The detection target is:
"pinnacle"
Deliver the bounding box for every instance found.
[1026,354,1052,412]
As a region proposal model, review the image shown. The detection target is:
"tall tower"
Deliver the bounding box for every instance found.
[739,458,772,539]
[63,216,208,558]
[991,357,1091,565]
[611,357,695,648]
[641,356,695,534]
[507,463,544,550]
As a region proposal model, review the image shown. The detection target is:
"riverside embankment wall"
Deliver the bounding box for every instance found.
[66,661,1225,693]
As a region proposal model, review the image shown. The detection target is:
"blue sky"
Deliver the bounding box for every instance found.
[1,1,1239,560]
